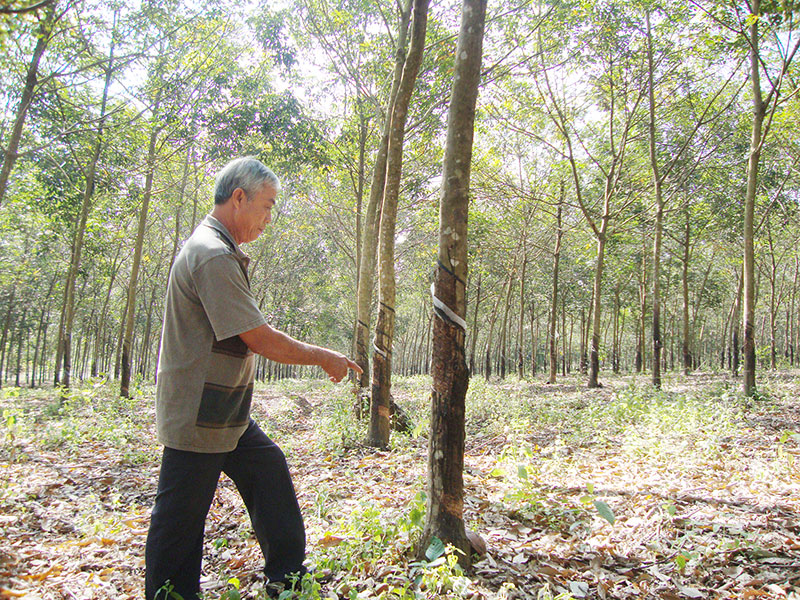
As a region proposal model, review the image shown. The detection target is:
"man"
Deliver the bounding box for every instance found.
[145,157,361,600]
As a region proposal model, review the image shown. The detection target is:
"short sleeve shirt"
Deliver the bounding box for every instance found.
[155,215,267,453]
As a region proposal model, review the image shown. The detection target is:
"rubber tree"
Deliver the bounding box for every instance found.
[643,0,746,388]
[354,0,411,390]
[58,18,116,392]
[548,188,563,384]
[534,4,647,389]
[419,0,486,569]
[645,9,665,388]
[367,0,429,448]
[120,85,162,399]
[292,0,414,390]
[739,0,799,395]
[0,4,56,207]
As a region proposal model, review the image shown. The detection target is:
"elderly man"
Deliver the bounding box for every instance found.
[145,157,361,600]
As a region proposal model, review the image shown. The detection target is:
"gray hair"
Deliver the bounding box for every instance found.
[213,157,281,205]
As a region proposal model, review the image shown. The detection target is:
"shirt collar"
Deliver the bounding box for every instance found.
[201,215,250,265]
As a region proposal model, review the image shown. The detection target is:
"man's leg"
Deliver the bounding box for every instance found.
[145,447,226,600]
[223,420,306,582]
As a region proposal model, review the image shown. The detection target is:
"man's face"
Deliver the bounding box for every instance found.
[234,184,276,244]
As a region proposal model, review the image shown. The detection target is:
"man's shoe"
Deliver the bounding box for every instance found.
[264,580,287,599]
[311,568,333,584]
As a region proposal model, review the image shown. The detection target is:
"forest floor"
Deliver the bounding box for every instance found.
[1,370,799,600]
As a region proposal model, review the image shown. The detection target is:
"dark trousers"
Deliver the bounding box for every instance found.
[145,420,306,600]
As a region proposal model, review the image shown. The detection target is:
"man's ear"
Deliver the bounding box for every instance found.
[230,187,246,209]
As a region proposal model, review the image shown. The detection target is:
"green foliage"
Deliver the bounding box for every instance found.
[249,7,297,70]
[155,580,184,600]
[307,489,427,583]
[408,544,472,598]
[8,380,153,456]
[0,0,797,397]
[220,577,241,600]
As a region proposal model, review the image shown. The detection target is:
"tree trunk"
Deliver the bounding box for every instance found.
[580,308,586,375]
[530,297,537,376]
[567,312,574,374]
[682,211,692,375]
[722,290,735,370]
[498,260,516,380]
[14,308,27,387]
[548,195,562,384]
[354,0,412,389]
[636,227,646,374]
[561,299,567,376]
[468,270,482,374]
[585,291,594,377]
[151,153,188,376]
[420,0,485,569]
[368,0,429,448]
[30,278,54,388]
[60,35,115,391]
[39,321,49,386]
[646,9,663,388]
[588,233,606,388]
[484,270,516,381]
[0,8,53,207]
[517,254,526,378]
[743,1,764,396]
[790,257,798,366]
[92,246,122,377]
[731,270,744,377]
[4,319,16,387]
[121,89,162,398]
[140,280,159,379]
[483,281,504,380]
[766,219,778,370]
[0,286,17,387]
[612,286,620,374]
[351,103,368,363]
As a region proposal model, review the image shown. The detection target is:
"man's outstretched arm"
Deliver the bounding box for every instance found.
[239,324,362,383]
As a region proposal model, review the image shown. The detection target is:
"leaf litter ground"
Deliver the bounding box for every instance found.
[0,371,799,599]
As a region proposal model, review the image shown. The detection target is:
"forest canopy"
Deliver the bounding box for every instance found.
[0,0,798,394]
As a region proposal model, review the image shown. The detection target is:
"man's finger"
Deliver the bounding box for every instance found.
[347,358,363,374]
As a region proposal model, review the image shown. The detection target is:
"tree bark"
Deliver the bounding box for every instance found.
[765,218,779,370]
[120,88,162,398]
[0,289,12,385]
[14,308,27,387]
[548,194,562,384]
[498,260,516,380]
[468,270,482,374]
[530,297,537,376]
[517,253,526,378]
[561,298,567,376]
[636,227,646,373]
[60,32,115,390]
[421,0,485,569]
[733,267,743,376]
[30,279,55,388]
[645,9,663,388]
[612,286,620,374]
[790,257,798,366]
[354,0,412,389]
[368,0,429,448]
[743,0,764,396]
[0,8,54,206]
[579,308,586,375]
[484,271,509,380]
[681,210,692,375]
[588,232,607,388]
